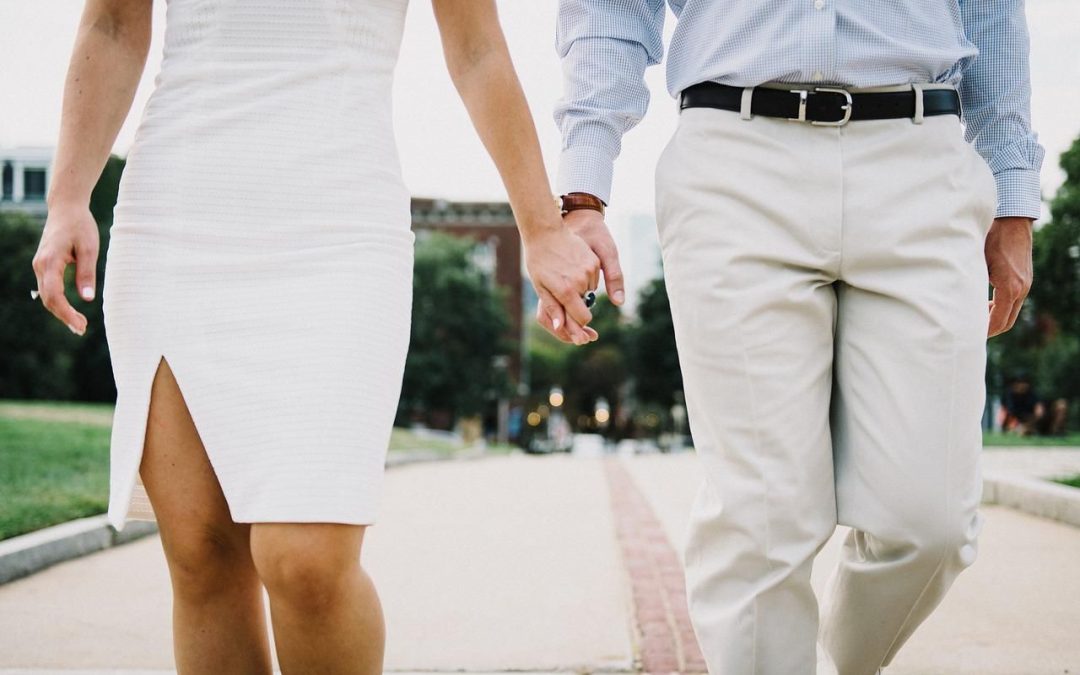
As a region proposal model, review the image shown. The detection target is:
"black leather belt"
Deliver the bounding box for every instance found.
[679,81,960,126]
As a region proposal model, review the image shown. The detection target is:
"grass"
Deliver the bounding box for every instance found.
[388,427,462,455]
[1054,474,1080,489]
[982,431,1080,448]
[0,416,113,541]
[0,400,489,540]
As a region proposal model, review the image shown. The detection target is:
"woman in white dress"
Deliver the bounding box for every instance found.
[31,0,620,672]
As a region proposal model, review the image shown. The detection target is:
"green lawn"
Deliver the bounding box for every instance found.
[1055,475,1080,489]
[0,400,485,540]
[0,415,113,540]
[982,431,1080,448]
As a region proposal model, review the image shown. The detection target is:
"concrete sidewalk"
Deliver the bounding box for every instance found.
[1,453,1078,674]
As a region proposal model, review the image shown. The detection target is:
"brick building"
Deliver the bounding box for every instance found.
[410,197,525,389]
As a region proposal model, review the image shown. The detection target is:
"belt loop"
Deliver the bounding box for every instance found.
[912,83,925,124]
[740,86,755,120]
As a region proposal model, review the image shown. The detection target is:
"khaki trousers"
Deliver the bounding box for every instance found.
[654,88,997,675]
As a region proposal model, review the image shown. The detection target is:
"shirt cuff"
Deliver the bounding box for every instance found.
[994,168,1042,220]
[556,145,617,206]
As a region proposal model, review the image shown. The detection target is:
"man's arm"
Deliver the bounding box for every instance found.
[551,0,665,318]
[958,0,1045,220]
[554,0,666,206]
[958,0,1045,337]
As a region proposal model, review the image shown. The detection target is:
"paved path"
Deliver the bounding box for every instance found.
[1,452,1078,674]
[982,447,1080,481]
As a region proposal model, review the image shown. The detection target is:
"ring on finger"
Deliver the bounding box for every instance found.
[582,289,597,308]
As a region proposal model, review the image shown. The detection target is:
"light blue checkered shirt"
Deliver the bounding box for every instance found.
[554,0,1045,219]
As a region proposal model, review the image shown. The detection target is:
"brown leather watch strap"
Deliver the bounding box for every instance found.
[560,192,606,216]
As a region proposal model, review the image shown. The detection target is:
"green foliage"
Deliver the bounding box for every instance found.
[0,212,79,399]
[524,296,632,434]
[526,320,572,399]
[989,133,1080,430]
[72,155,125,401]
[0,156,124,402]
[983,431,1080,447]
[629,276,683,409]
[563,299,628,428]
[1028,135,1080,336]
[397,232,513,426]
[1056,474,1080,489]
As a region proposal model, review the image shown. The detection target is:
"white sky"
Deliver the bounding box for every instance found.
[2,0,1078,233]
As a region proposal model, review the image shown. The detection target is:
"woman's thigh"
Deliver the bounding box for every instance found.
[140,356,253,582]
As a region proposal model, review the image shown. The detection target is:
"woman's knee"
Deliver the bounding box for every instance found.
[162,521,253,600]
[249,523,365,611]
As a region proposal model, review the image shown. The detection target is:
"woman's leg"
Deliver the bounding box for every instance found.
[250,522,384,675]
[139,356,273,674]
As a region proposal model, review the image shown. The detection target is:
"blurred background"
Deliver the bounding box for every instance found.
[1,0,1078,540]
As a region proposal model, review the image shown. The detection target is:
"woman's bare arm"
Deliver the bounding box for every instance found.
[33,0,152,335]
[432,0,605,345]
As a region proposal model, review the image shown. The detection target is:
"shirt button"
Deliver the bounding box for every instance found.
[814,0,825,8]
[812,71,824,82]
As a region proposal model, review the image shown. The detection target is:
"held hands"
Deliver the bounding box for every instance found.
[524,217,602,345]
[525,207,624,345]
[985,216,1034,337]
[31,203,100,336]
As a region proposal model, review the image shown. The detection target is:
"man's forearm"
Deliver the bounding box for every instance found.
[554,0,665,205]
[958,0,1045,220]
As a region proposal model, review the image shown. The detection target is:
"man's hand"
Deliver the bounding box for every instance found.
[562,209,625,306]
[523,220,602,345]
[985,216,1034,337]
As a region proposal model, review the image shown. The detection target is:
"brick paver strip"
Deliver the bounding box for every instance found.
[603,458,707,674]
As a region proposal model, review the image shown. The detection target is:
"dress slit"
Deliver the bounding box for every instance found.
[110,353,236,529]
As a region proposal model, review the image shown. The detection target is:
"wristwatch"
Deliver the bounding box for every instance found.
[559,192,606,216]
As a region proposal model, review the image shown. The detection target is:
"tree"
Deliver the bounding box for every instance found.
[987,134,1080,429]
[629,276,683,409]
[563,298,628,434]
[396,232,513,428]
[1028,135,1080,336]
[0,211,78,399]
[0,155,125,402]
[71,155,125,401]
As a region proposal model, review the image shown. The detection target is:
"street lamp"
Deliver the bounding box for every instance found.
[595,397,610,428]
[549,386,564,408]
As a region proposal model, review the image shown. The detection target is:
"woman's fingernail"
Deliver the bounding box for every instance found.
[81,286,95,301]
[553,317,561,331]
[613,290,624,304]
[67,323,84,336]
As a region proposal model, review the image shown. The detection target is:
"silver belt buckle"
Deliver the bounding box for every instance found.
[787,87,854,126]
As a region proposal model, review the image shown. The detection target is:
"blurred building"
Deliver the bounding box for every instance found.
[410,197,524,388]
[1,147,52,219]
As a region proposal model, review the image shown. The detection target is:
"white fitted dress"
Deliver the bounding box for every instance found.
[102,0,415,531]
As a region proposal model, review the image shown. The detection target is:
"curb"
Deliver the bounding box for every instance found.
[982,472,1080,528]
[0,516,158,586]
[0,449,486,587]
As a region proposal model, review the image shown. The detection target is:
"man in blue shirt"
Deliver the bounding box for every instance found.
[551,2,1043,673]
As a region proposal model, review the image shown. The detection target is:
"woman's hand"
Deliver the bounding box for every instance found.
[32,203,100,336]
[30,0,151,336]
[523,218,602,345]
[433,0,603,345]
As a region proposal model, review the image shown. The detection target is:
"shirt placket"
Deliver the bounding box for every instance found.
[806,0,836,83]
